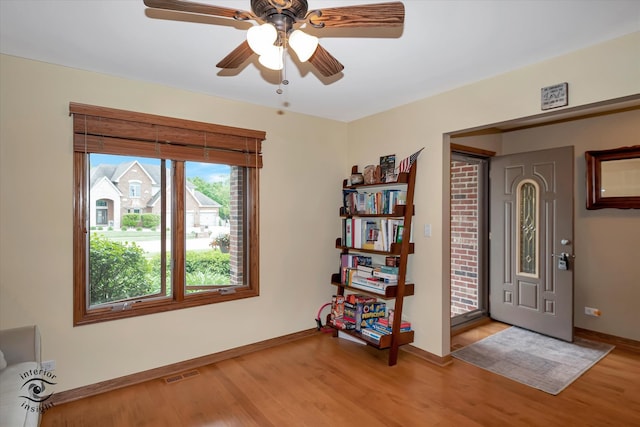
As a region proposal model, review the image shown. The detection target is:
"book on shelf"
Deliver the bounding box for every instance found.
[371,322,412,335]
[349,275,388,292]
[357,256,373,266]
[360,328,383,342]
[356,193,366,213]
[354,269,373,279]
[384,310,411,328]
[380,154,396,183]
[373,270,399,282]
[343,218,352,247]
[353,218,362,248]
[349,281,388,294]
[395,222,414,244]
[356,264,375,276]
[343,303,357,323]
[345,294,377,304]
[331,318,356,330]
[340,266,351,284]
[397,191,407,205]
[341,254,373,268]
[355,301,386,331]
[342,189,358,215]
[380,265,399,274]
[366,276,395,287]
[331,295,345,320]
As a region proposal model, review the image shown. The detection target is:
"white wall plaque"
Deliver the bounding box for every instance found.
[541,82,568,110]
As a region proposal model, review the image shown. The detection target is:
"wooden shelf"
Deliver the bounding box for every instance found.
[331,163,418,366]
[330,274,414,299]
[342,171,410,188]
[335,238,414,255]
[326,316,415,349]
[339,204,415,217]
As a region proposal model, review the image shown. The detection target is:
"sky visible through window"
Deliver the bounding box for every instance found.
[91,154,230,182]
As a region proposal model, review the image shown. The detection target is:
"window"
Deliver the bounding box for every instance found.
[517,179,539,277]
[129,180,141,198]
[71,103,265,325]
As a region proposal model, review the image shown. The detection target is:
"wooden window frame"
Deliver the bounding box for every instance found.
[70,103,265,326]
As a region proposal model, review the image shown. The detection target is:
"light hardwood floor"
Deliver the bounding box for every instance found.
[42,323,640,426]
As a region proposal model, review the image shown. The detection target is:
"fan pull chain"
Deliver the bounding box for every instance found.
[277,37,290,95]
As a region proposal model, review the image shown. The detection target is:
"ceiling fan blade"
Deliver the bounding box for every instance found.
[143,0,249,20]
[309,2,404,28]
[308,44,344,77]
[216,40,254,69]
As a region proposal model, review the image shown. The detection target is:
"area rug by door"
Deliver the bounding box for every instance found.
[451,326,614,395]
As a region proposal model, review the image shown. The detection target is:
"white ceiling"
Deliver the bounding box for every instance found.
[1,0,639,122]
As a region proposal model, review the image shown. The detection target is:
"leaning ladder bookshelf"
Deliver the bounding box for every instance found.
[328,162,417,366]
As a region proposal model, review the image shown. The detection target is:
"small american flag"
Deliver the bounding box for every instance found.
[397,147,424,173]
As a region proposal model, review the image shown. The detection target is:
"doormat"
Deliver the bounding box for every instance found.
[451,327,614,395]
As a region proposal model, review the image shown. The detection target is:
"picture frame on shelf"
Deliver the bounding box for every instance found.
[380,154,396,182]
[363,165,377,184]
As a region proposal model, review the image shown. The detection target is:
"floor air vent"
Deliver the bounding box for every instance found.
[163,369,200,384]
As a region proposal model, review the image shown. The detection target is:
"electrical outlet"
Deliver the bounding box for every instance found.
[584,307,601,317]
[41,360,56,371]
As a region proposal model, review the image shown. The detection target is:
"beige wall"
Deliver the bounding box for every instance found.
[0,54,348,392]
[501,109,640,341]
[347,32,640,356]
[1,31,639,392]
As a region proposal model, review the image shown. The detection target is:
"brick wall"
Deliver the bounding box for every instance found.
[229,166,244,286]
[450,160,479,317]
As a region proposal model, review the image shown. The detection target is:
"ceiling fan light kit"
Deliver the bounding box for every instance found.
[246,23,278,55]
[258,45,285,70]
[288,29,318,62]
[143,0,405,78]
[246,22,316,70]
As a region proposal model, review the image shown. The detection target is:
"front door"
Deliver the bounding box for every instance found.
[489,146,574,341]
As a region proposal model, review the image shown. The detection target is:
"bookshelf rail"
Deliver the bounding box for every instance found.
[330,274,414,298]
[339,204,414,217]
[326,314,415,349]
[335,239,414,255]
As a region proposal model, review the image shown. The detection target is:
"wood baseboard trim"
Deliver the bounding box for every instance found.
[575,327,640,354]
[451,316,491,337]
[401,345,453,367]
[49,328,319,406]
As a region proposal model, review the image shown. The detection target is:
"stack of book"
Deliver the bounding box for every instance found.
[372,318,412,334]
[361,328,385,342]
[340,263,401,294]
[330,294,387,333]
[360,317,412,342]
[373,266,399,284]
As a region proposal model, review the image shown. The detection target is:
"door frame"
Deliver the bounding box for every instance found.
[445,94,640,337]
[449,146,492,329]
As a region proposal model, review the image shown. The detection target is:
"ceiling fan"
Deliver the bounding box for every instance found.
[143,0,405,78]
